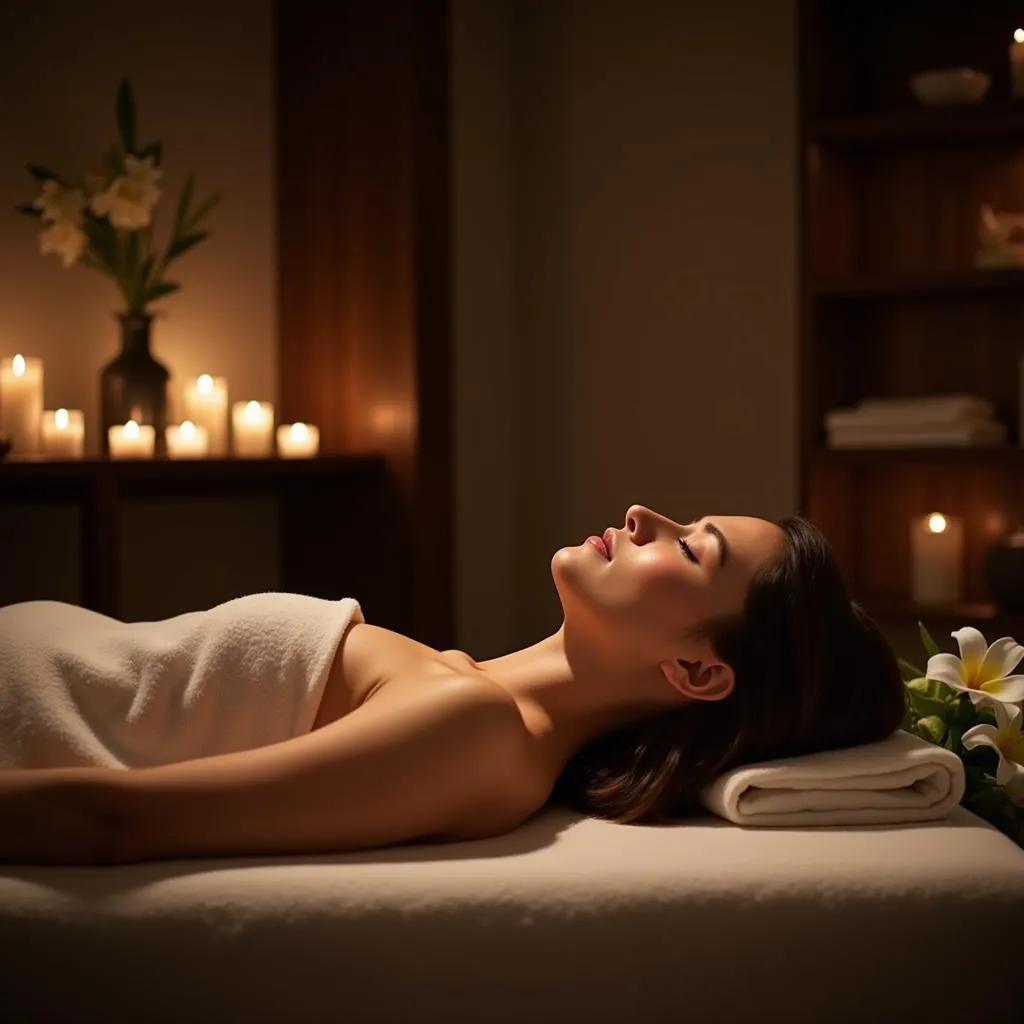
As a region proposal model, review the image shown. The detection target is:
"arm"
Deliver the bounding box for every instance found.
[0,678,526,865]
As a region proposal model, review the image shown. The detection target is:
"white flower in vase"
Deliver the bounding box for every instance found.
[38,219,87,267]
[89,154,162,230]
[32,180,86,224]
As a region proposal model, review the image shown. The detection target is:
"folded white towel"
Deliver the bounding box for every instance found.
[698,729,966,827]
[0,593,363,770]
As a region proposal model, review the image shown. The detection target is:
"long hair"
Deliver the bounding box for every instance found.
[548,516,907,824]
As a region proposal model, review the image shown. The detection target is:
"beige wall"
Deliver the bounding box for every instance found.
[453,0,798,655]
[0,0,277,615]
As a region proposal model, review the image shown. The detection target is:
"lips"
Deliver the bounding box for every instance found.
[586,535,610,560]
[602,528,614,558]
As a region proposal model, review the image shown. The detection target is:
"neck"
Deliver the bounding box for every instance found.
[475,625,671,772]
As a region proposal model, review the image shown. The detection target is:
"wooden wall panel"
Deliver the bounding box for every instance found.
[276,0,452,646]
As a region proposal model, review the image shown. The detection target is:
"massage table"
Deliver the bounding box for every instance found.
[2,802,1023,1023]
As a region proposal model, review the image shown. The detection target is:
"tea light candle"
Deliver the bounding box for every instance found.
[166,419,209,459]
[276,422,319,458]
[1012,29,1024,98]
[232,400,274,457]
[0,354,43,455]
[910,512,963,606]
[108,418,155,459]
[181,374,228,455]
[41,408,84,458]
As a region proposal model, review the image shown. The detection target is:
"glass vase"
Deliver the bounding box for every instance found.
[99,313,170,457]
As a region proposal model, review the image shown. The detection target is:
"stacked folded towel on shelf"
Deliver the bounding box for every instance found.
[825,394,1006,448]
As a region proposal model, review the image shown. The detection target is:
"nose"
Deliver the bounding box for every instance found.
[625,504,658,543]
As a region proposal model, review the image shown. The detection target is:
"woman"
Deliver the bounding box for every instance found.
[0,505,905,864]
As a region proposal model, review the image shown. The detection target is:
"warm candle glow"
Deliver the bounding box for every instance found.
[1015,27,1023,43]
[12,353,25,377]
[232,400,274,457]
[290,422,309,442]
[244,400,262,422]
[54,408,69,430]
[124,419,140,439]
[276,421,319,458]
[197,374,214,395]
[180,419,196,440]
[927,513,947,534]
[41,408,84,458]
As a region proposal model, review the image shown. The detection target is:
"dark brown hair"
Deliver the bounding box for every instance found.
[548,516,907,824]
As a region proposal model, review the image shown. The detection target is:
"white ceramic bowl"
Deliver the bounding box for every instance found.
[910,68,991,107]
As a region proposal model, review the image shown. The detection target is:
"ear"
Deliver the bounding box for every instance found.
[660,656,735,702]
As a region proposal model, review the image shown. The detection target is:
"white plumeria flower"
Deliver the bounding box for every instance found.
[32,181,85,224]
[38,219,87,267]
[926,626,1024,708]
[89,154,162,230]
[962,700,1024,797]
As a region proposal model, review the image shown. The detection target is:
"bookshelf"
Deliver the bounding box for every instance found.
[798,0,1024,643]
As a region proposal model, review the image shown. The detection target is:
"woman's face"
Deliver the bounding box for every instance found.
[552,504,784,661]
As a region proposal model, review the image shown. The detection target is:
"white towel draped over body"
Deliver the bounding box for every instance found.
[0,594,363,769]
[698,728,966,827]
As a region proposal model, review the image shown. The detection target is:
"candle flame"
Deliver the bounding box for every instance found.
[55,408,69,430]
[244,400,262,422]
[290,422,308,441]
[181,420,196,440]
[124,419,140,438]
[927,513,947,534]
[1015,27,1024,43]
[197,374,214,394]
[12,354,25,377]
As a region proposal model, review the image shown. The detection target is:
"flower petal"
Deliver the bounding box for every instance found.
[962,723,999,752]
[977,637,1024,685]
[952,627,989,680]
[980,675,1024,705]
[926,652,968,691]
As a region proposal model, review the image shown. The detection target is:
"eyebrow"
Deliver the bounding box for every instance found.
[689,517,730,569]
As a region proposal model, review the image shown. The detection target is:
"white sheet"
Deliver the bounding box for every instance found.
[2,804,1023,1023]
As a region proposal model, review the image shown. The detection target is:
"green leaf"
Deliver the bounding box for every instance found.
[14,203,42,218]
[898,657,925,682]
[918,621,941,659]
[185,190,222,231]
[174,173,195,236]
[139,141,162,165]
[116,78,136,154]
[26,164,67,185]
[164,231,207,264]
[904,681,950,720]
[81,214,118,270]
[143,280,180,305]
[915,715,947,745]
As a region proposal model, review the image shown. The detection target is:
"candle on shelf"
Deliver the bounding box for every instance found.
[276,422,319,458]
[108,418,155,459]
[166,419,209,459]
[0,354,43,455]
[910,512,964,606]
[41,408,84,459]
[181,374,228,455]
[1012,29,1024,98]
[232,400,274,457]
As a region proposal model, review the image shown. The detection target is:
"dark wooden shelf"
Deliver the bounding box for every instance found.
[812,446,1024,465]
[812,267,1024,299]
[809,107,1024,146]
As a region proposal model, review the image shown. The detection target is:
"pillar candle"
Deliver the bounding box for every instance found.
[276,422,319,458]
[108,419,155,459]
[0,354,43,455]
[181,374,228,456]
[910,513,963,606]
[232,400,274,457]
[41,408,84,458]
[166,420,209,459]
[1012,29,1024,98]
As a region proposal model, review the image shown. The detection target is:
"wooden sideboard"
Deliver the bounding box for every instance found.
[0,454,412,633]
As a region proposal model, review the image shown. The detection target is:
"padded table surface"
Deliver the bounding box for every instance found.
[2,804,1023,1023]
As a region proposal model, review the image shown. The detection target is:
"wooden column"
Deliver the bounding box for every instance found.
[276,0,452,646]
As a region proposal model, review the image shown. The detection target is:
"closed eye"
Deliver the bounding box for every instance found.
[678,538,698,564]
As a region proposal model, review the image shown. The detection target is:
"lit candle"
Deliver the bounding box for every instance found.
[181,374,228,455]
[1012,29,1024,98]
[108,418,155,459]
[276,422,319,458]
[41,408,85,459]
[231,400,274,457]
[910,513,964,606]
[0,354,44,455]
[166,419,209,459]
